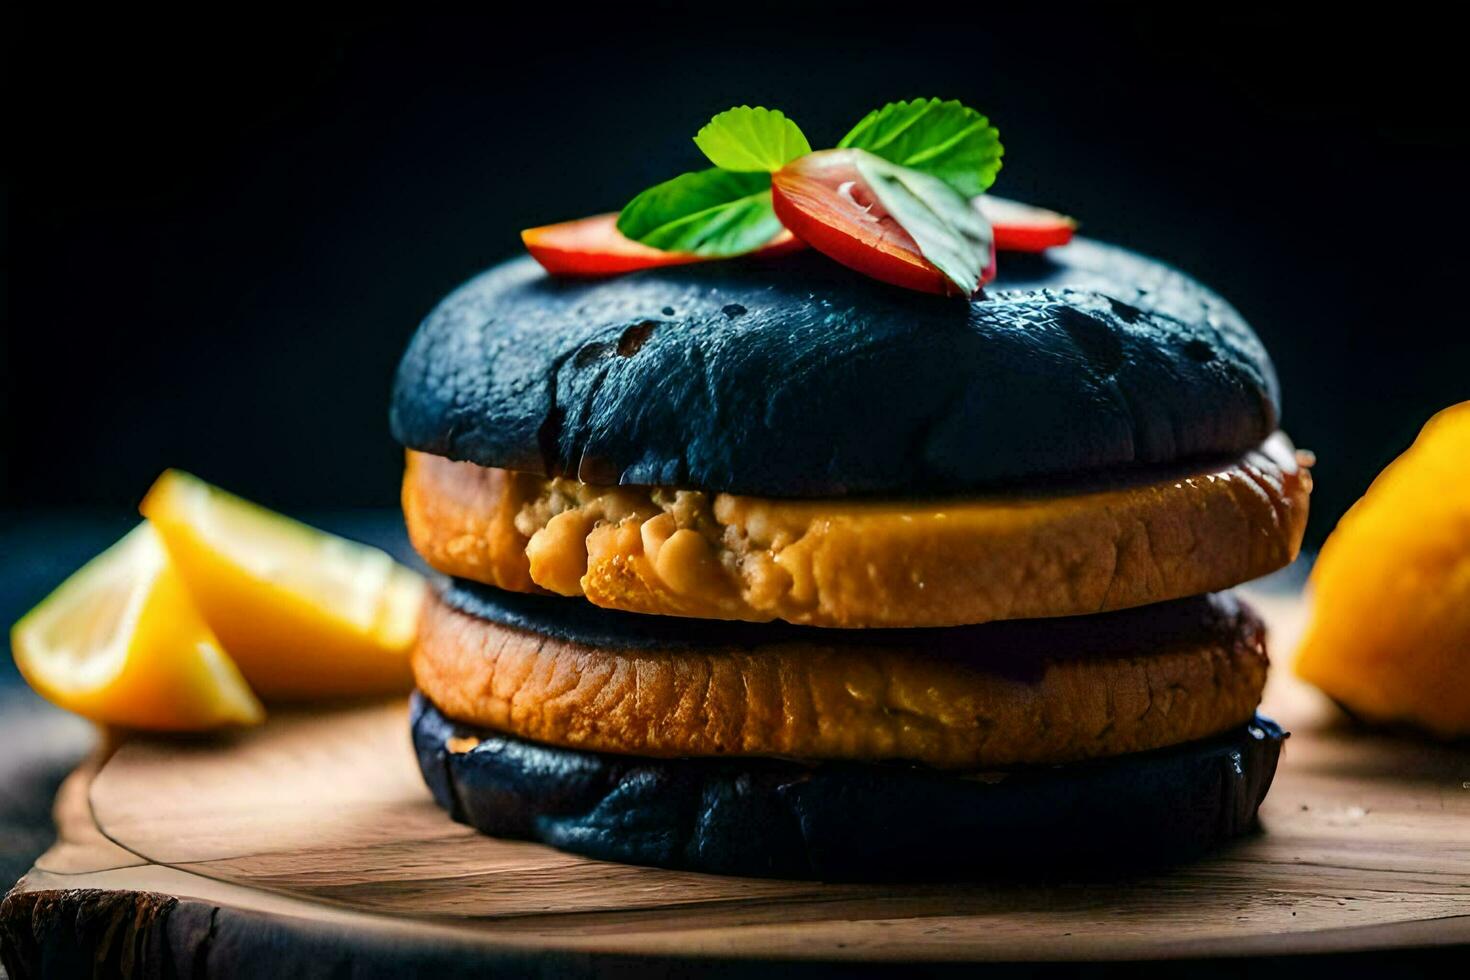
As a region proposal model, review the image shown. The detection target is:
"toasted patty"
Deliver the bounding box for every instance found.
[414,584,1268,769]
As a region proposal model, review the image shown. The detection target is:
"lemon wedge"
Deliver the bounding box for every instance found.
[11,523,265,730]
[140,469,425,700]
[1296,401,1470,737]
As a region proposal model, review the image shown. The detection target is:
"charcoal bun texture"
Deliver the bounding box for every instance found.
[412,692,1284,879]
[391,241,1278,497]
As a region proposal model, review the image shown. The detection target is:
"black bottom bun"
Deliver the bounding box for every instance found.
[411,693,1285,880]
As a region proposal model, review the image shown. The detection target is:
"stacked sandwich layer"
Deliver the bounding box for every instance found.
[390,243,1310,878]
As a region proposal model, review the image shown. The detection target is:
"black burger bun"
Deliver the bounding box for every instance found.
[390,241,1279,497]
[412,692,1284,880]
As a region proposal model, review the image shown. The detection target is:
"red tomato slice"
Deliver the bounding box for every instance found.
[522,213,802,278]
[771,150,993,297]
[977,196,1078,252]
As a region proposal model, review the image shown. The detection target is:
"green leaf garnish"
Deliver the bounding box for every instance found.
[694,106,812,173]
[616,168,783,256]
[546,97,1007,294]
[852,151,993,295]
[839,99,1003,198]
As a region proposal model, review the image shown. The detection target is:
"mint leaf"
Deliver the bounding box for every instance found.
[853,151,993,295]
[839,99,1003,198]
[617,168,782,256]
[694,106,812,173]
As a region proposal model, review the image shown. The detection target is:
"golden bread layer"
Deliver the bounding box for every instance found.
[414,590,1268,769]
[403,436,1309,628]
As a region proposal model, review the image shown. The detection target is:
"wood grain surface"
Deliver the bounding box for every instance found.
[3,592,1468,975]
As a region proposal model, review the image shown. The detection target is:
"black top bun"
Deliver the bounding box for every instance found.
[390,240,1278,497]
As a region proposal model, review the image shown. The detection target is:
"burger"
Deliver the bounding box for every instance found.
[389,247,1308,878]
[389,103,1310,878]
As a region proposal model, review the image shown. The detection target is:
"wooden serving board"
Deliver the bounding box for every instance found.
[3,592,1468,976]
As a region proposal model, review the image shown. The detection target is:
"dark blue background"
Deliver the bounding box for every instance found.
[5,6,1468,535]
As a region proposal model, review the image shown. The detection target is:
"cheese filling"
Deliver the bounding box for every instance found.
[402,434,1310,628]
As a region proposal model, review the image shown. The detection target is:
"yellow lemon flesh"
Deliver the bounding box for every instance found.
[141,470,426,700]
[11,523,264,730]
[1296,402,1470,737]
